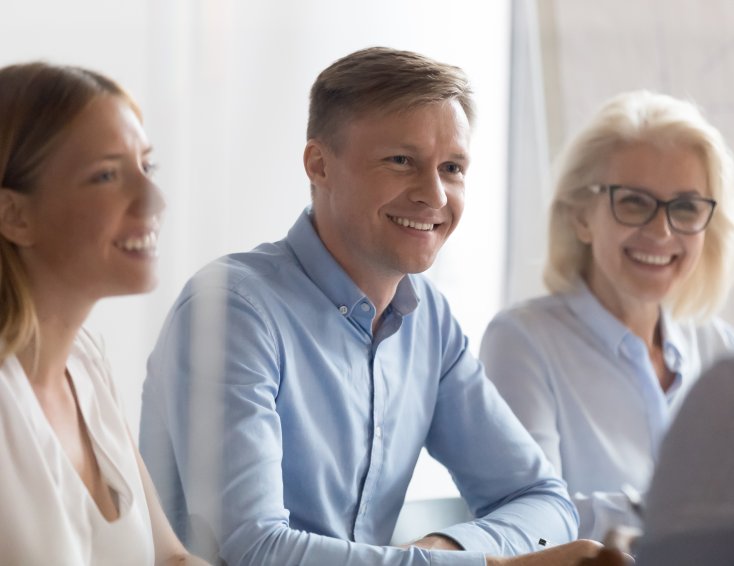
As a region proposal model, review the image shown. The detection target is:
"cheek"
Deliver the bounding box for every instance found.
[683,234,706,268]
[450,188,465,215]
[589,229,629,267]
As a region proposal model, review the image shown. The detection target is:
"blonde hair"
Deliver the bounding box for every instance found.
[307,46,475,150]
[0,62,138,362]
[544,90,734,320]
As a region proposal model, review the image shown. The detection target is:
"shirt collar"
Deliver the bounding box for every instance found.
[285,208,419,325]
[564,280,686,370]
[659,309,684,373]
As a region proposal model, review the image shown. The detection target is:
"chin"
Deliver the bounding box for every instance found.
[112,275,159,297]
[409,256,439,274]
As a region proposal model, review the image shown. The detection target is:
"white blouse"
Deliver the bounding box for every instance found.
[0,332,154,565]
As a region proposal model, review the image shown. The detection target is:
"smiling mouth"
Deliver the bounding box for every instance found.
[114,231,159,255]
[388,215,437,231]
[627,249,675,266]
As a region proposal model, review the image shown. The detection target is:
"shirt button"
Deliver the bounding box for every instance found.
[375,426,382,439]
[361,302,370,312]
[338,305,348,315]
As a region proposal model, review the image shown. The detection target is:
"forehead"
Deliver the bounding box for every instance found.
[43,95,147,168]
[603,142,707,191]
[342,100,471,147]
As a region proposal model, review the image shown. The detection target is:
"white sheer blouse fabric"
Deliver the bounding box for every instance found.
[0,332,154,565]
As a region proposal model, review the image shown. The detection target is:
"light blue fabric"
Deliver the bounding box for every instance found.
[480,282,734,541]
[140,209,578,566]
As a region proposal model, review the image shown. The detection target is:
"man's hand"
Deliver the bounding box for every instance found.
[485,540,604,566]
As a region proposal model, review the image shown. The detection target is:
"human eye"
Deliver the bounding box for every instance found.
[142,160,159,177]
[386,155,410,166]
[615,188,652,210]
[670,197,705,217]
[617,192,647,206]
[441,162,464,175]
[90,168,118,184]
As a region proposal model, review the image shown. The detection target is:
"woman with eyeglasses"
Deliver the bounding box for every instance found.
[479,90,734,542]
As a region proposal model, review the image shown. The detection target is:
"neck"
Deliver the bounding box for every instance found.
[17,292,92,387]
[617,306,661,350]
[599,295,673,390]
[583,274,661,349]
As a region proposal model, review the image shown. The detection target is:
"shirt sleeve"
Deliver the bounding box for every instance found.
[425,306,578,553]
[479,311,640,542]
[141,284,486,566]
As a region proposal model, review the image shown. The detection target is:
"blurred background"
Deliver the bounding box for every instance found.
[2,0,732,501]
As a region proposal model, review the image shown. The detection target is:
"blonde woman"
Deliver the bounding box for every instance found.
[0,62,207,565]
[481,91,734,541]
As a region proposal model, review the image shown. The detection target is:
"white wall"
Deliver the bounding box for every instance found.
[0,0,510,501]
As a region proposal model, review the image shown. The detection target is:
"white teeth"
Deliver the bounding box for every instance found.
[389,216,435,231]
[629,250,673,265]
[116,231,158,254]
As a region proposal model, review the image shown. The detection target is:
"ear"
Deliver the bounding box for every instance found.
[571,203,593,244]
[303,139,329,190]
[0,188,34,247]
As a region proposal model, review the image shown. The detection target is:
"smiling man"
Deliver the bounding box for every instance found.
[140,47,598,566]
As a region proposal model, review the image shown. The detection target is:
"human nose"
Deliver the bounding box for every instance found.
[642,203,672,238]
[132,174,166,218]
[410,169,448,209]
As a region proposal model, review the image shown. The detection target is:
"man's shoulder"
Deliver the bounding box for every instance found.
[182,240,301,301]
[165,241,308,320]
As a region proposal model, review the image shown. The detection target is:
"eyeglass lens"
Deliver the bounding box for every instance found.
[610,186,714,233]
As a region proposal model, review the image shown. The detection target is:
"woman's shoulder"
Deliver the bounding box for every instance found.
[677,315,734,349]
[491,292,573,330]
[667,315,734,370]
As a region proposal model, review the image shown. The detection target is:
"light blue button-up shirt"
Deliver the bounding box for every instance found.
[140,209,578,566]
[480,283,734,541]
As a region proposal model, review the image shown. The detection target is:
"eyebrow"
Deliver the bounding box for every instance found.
[387,144,470,162]
[95,145,154,161]
[615,185,707,197]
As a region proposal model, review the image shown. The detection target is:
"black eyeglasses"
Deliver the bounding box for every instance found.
[589,184,716,235]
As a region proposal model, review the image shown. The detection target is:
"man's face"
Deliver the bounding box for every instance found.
[307,99,471,291]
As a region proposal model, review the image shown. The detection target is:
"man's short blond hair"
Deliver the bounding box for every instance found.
[307,46,475,151]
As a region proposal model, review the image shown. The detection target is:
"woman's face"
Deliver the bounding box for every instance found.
[17,95,164,306]
[574,142,709,318]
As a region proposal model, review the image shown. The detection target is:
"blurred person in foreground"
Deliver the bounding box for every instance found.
[481,90,734,541]
[578,356,734,565]
[0,62,208,565]
[140,46,601,565]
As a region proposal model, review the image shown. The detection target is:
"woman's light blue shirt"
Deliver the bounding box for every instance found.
[480,283,734,541]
